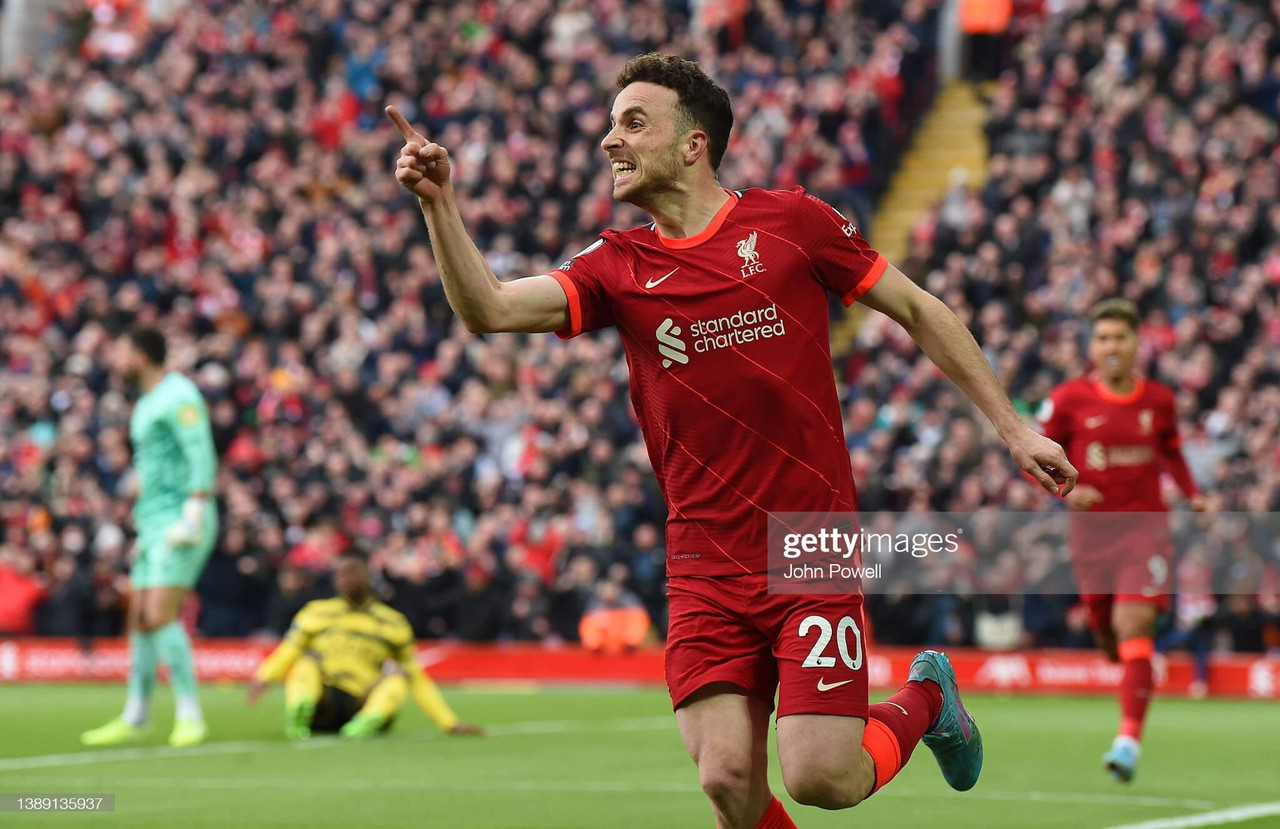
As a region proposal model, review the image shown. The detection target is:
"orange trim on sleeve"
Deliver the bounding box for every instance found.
[656,190,739,249]
[546,270,582,340]
[841,255,890,307]
[862,716,902,794]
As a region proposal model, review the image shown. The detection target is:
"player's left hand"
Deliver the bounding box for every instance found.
[447,722,486,737]
[1006,426,1077,496]
[1188,494,1210,512]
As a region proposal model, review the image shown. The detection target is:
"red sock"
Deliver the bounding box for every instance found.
[1118,637,1154,740]
[862,679,943,795]
[751,796,797,829]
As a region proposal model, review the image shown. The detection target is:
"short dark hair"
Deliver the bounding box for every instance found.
[616,53,733,170]
[128,327,167,366]
[1089,298,1139,332]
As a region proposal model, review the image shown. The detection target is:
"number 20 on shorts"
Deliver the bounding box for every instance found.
[798,615,863,670]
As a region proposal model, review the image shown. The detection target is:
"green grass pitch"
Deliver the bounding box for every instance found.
[1,684,1277,828]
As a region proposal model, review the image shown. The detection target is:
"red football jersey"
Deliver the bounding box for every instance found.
[1038,376,1197,511]
[547,187,887,576]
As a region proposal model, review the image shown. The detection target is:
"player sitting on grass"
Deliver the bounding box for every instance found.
[81,327,219,749]
[246,553,484,740]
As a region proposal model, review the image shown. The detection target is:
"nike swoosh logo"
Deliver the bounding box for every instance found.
[645,268,678,289]
[816,678,853,692]
[1084,416,1107,428]
[886,701,909,716]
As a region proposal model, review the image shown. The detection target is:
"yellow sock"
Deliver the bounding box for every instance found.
[284,657,323,709]
[361,673,408,720]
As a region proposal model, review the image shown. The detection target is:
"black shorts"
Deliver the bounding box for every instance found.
[310,685,397,733]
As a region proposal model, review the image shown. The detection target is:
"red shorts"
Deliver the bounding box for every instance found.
[1074,524,1174,633]
[665,574,868,719]
[1082,593,1172,634]
[1070,512,1175,598]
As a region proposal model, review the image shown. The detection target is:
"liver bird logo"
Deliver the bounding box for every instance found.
[736,232,766,277]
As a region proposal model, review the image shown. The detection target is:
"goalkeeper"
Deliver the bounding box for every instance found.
[81,327,218,749]
[247,552,484,740]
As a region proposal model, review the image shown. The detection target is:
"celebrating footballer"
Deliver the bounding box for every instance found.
[389,53,1076,828]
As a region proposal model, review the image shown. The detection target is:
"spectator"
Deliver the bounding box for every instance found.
[2,0,1275,654]
[579,580,651,656]
[0,547,47,635]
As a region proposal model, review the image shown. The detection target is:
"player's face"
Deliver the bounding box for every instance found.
[1089,318,1137,381]
[334,558,370,602]
[602,83,685,205]
[116,339,145,386]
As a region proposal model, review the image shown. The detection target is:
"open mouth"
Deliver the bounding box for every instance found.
[611,160,637,183]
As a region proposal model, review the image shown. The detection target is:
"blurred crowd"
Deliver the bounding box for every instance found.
[0,0,1275,657]
[0,0,942,642]
[873,0,1280,653]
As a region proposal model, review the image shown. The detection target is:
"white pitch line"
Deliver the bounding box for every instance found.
[0,776,703,794]
[0,717,1233,817]
[1103,802,1280,829]
[0,716,673,772]
[0,741,274,772]
[957,790,1216,811]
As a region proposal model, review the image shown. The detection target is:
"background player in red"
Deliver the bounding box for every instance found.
[1038,298,1207,783]
[389,53,1076,829]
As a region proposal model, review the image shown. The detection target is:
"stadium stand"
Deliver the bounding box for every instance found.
[0,0,941,639]
[878,0,1279,651]
[0,0,1276,657]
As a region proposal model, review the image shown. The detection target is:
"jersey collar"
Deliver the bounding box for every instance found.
[654,189,739,250]
[1092,376,1146,403]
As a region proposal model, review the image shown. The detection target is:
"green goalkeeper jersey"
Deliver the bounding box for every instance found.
[130,372,216,524]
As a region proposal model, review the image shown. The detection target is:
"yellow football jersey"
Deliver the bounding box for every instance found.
[256,596,457,730]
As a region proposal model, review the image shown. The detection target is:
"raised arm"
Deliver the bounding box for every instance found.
[858,265,1078,496]
[387,106,569,334]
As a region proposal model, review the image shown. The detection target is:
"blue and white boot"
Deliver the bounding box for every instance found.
[1103,735,1140,783]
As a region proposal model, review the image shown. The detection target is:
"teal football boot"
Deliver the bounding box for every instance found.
[910,650,984,791]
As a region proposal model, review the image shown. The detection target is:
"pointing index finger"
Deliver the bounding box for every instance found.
[385,106,423,142]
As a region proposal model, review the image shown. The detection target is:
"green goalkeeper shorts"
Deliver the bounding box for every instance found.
[130,504,218,590]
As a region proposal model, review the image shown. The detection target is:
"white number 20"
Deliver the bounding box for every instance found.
[798,615,863,670]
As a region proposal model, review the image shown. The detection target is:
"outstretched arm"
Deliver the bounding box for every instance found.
[858,265,1078,495]
[387,106,569,334]
[406,665,460,731]
[246,620,312,705]
[393,642,484,735]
